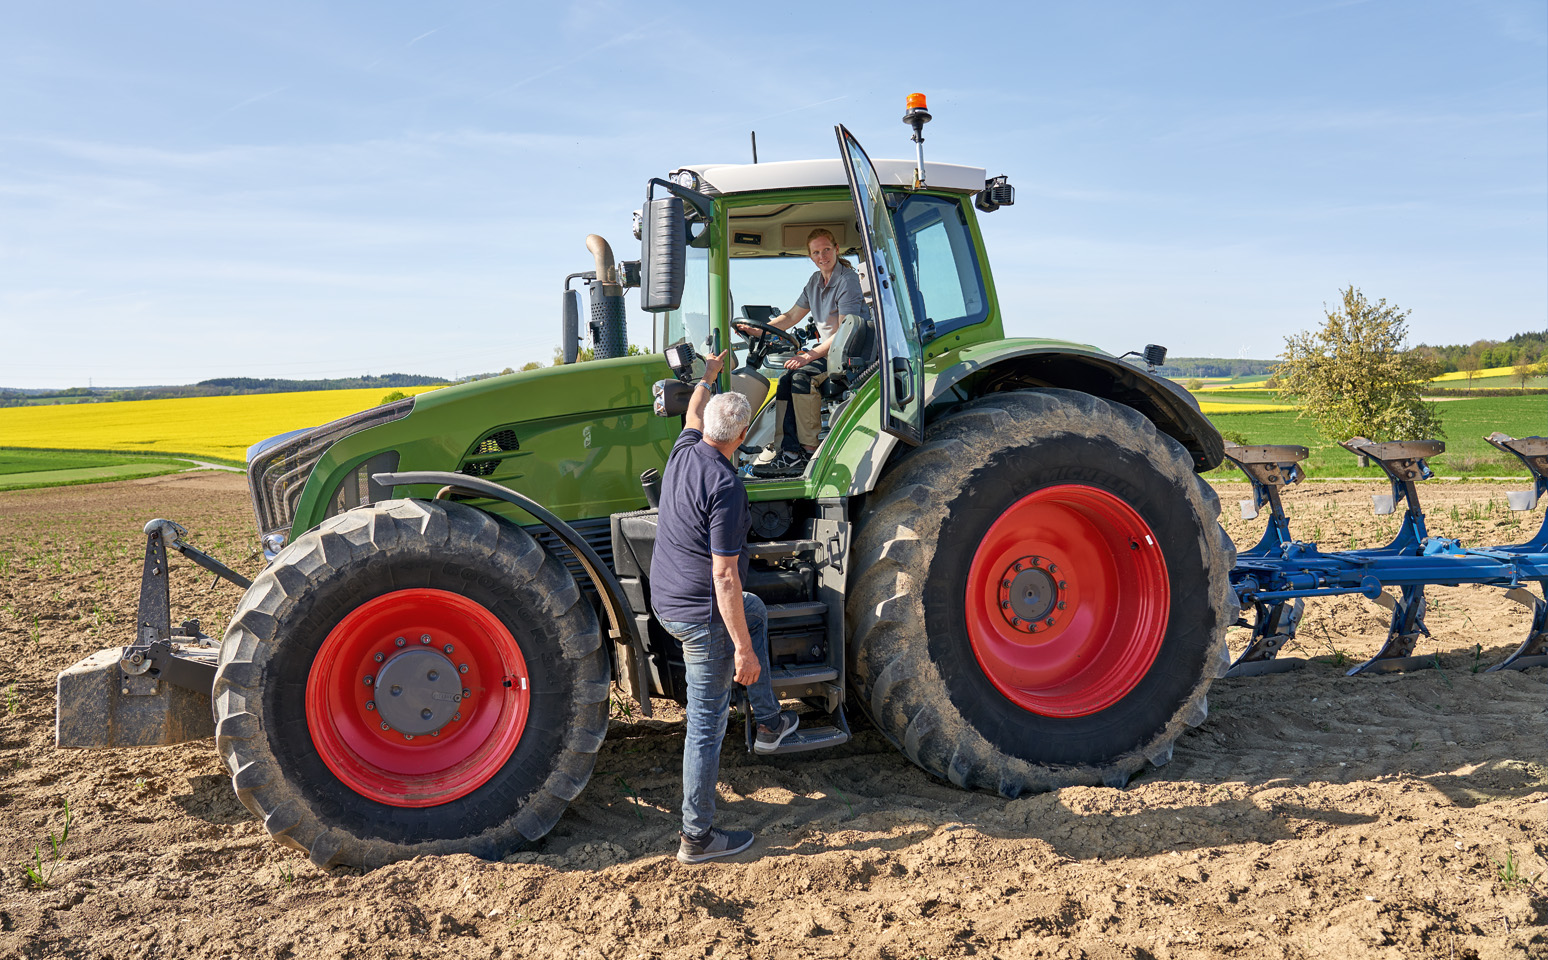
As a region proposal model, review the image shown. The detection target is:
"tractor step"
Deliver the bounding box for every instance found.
[767,599,826,619]
[762,723,850,754]
[759,704,851,755]
[747,539,822,560]
[768,664,838,701]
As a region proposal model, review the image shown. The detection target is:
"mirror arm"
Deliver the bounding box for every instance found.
[646,178,715,222]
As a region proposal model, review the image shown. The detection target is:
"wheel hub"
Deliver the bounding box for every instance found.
[373,648,463,736]
[997,557,1064,631]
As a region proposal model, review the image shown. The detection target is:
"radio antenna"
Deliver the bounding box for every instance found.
[750,130,758,164]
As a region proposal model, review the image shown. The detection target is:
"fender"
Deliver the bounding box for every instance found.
[927,342,1224,472]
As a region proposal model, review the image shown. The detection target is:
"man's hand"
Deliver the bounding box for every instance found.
[702,348,727,382]
[783,350,813,370]
[733,641,760,686]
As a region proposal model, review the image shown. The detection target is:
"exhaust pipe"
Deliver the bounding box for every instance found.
[585,235,628,360]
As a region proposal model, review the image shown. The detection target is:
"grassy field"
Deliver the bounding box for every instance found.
[0,385,442,464]
[1207,394,1548,479]
[0,449,195,490]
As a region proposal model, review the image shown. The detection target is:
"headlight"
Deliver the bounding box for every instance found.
[248,397,415,555]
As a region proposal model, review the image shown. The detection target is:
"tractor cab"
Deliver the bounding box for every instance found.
[646,126,1006,474]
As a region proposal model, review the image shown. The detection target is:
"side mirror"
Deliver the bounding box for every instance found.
[561,289,581,364]
[641,196,686,312]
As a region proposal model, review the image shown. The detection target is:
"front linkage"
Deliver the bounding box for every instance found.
[56,519,251,749]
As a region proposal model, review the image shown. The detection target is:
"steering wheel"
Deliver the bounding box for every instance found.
[733,318,802,352]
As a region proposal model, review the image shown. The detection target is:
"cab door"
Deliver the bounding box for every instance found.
[836,125,925,446]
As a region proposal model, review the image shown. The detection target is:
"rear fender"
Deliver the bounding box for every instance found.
[928,344,1224,472]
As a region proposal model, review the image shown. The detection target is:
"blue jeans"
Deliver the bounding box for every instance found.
[660,592,781,838]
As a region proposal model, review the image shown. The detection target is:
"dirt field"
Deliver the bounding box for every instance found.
[1,473,1543,959]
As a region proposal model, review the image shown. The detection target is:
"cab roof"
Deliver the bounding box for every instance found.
[674,159,988,197]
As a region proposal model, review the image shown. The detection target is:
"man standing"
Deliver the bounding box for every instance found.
[651,349,799,864]
[742,227,867,476]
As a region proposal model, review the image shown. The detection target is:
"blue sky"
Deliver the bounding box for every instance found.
[1,1,1543,388]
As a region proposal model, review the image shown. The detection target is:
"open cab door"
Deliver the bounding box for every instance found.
[837,125,924,446]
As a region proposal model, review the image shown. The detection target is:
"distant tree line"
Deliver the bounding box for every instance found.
[1408,329,1548,374]
[1153,357,1276,379]
[0,373,451,407]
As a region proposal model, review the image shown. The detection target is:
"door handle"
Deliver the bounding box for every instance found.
[891,356,915,406]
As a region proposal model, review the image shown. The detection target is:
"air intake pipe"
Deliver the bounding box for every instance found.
[586,235,628,360]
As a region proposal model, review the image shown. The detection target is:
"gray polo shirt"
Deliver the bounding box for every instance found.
[792,261,867,338]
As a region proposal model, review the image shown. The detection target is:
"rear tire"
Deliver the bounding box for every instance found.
[848,389,1235,795]
[214,499,608,869]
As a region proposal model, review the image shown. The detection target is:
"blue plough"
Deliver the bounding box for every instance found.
[1225,434,1548,679]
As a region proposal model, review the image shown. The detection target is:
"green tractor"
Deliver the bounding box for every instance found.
[56,109,1235,869]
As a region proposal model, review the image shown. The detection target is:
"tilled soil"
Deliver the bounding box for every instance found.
[0,473,1543,960]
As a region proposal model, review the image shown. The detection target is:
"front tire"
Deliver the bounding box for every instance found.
[848,389,1235,795]
[214,499,609,869]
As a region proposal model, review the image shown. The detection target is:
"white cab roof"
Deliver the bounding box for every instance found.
[677,158,987,197]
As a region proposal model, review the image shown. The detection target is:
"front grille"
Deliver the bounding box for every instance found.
[248,398,415,541]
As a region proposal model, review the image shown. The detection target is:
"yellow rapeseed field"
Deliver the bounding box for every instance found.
[1428,364,1524,382]
[0,386,443,463]
[1196,402,1296,413]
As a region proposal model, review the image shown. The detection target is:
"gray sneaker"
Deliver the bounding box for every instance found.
[754,710,800,753]
[677,827,755,864]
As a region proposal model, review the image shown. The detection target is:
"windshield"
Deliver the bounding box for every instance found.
[660,243,710,352]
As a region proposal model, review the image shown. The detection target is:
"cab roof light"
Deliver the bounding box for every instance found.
[902,92,932,189]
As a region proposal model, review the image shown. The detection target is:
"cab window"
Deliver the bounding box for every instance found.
[660,243,711,352]
[895,195,987,337]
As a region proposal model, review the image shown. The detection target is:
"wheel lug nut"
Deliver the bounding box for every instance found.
[363,675,373,686]
[365,700,376,711]
[458,664,468,674]
[395,637,405,647]
[453,712,462,722]
[1057,601,1067,610]
[421,708,433,720]
[1048,563,1058,573]
[420,634,432,645]
[404,733,414,740]
[1045,617,1055,626]
[380,721,389,731]
[1058,581,1067,589]
[1001,580,1011,589]
[374,652,384,663]
[443,644,454,654]
[431,729,440,737]
[428,670,439,682]
[1001,601,1010,609]
[462,688,471,698]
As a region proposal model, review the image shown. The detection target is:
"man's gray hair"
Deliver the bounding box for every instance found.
[703,391,751,443]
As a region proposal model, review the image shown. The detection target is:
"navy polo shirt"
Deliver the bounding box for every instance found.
[649,427,751,624]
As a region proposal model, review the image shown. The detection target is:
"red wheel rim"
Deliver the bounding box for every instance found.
[964,485,1169,718]
[305,588,530,807]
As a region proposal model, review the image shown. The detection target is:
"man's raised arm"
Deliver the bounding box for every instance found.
[683,349,727,433]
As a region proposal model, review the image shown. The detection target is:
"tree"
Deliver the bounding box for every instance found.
[1513,359,1535,388]
[1273,286,1443,444]
[519,360,544,372]
[552,343,647,365]
[1458,352,1480,386]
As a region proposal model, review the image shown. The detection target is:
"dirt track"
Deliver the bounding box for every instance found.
[1,473,1543,959]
